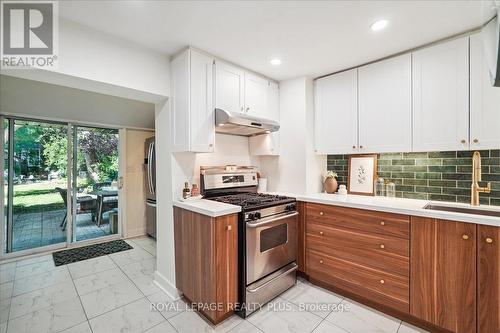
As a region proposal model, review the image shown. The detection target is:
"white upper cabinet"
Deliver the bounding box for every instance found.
[171,49,215,153]
[190,51,215,152]
[249,81,280,155]
[215,61,245,114]
[412,36,470,152]
[358,54,412,153]
[314,69,358,154]
[470,33,500,150]
[244,72,269,118]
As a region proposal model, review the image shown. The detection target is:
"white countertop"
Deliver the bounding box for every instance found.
[172,193,500,227]
[294,193,500,227]
[173,199,241,217]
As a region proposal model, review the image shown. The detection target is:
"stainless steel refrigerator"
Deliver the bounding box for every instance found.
[144,136,156,238]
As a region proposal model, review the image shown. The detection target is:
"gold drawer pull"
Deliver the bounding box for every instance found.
[486,237,493,244]
[380,221,385,226]
[319,259,324,264]
[319,211,324,216]
[380,279,385,284]
[226,225,232,231]
[379,244,385,249]
[462,234,469,240]
[319,231,324,236]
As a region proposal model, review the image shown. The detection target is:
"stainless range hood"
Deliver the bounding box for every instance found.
[215,108,280,136]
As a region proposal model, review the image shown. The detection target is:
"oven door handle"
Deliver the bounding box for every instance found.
[247,263,298,293]
[246,211,298,228]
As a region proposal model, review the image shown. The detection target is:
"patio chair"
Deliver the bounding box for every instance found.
[97,196,118,226]
[55,187,97,231]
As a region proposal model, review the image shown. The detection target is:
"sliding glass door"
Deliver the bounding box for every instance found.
[2,118,68,253]
[1,116,122,257]
[72,126,120,242]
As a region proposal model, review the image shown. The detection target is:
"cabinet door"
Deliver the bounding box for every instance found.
[214,214,238,321]
[249,81,280,155]
[190,50,215,152]
[215,61,244,114]
[244,72,269,118]
[477,225,499,333]
[170,49,190,152]
[358,54,412,153]
[314,69,358,154]
[470,33,500,150]
[410,217,476,333]
[412,36,469,152]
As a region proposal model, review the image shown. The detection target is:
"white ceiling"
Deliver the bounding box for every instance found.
[60,0,497,80]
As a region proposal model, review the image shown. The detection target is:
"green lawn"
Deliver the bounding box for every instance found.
[12,180,67,214]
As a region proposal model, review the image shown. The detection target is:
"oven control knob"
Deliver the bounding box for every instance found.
[247,213,255,220]
[254,212,261,219]
[289,203,296,211]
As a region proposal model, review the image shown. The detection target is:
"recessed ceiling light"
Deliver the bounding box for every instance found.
[270,58,281,66]
[370,19,389,31]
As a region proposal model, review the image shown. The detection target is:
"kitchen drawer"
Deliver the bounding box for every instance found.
[306,250,409,312]
[306,228,409,277]
[306,203,410,239]
[307,222,409,258]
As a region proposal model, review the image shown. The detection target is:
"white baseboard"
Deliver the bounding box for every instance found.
[154,270,181,301]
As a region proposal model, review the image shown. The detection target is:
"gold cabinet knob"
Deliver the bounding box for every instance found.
[380,221,385,226]
[380,244,385,249]
[473,138,479,143]
[462,234,469,240]
[461,139,466,144]
[319,259,324,264]
[319,231,324,236]
[226,225,232,231]
[486,237,493,244]
[319,211,324,216]
[380,279,385,284]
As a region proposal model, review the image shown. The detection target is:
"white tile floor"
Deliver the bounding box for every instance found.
[0,237,429,333]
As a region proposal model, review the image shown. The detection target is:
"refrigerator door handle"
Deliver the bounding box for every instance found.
[147,142,154,195]
[151,142,156,196]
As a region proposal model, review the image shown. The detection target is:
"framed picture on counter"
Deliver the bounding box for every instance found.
[348,154,378,196]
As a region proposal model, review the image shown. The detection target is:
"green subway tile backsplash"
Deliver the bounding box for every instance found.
[327,150,500,206]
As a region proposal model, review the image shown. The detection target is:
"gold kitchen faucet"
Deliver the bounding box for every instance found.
[471,151,491,206]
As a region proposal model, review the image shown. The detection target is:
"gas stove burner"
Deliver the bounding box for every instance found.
[209,192,295,210]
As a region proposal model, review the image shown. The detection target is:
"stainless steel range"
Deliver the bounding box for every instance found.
[201,166,298,317]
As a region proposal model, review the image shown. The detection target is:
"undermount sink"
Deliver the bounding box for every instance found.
[423,204,500,217]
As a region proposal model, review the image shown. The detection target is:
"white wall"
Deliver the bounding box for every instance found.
[260,77,325,194]
[0,75,155,129]
[1,18,170,103]
[153,101,179,299]
[55,19,170,97]
[171,134,261,198]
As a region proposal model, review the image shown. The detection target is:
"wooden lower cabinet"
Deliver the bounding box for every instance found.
[173,207,238,324]
[300,202,499,333]
[410,216,477,333]
[477,225,500,333]
[303,203,410,313]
